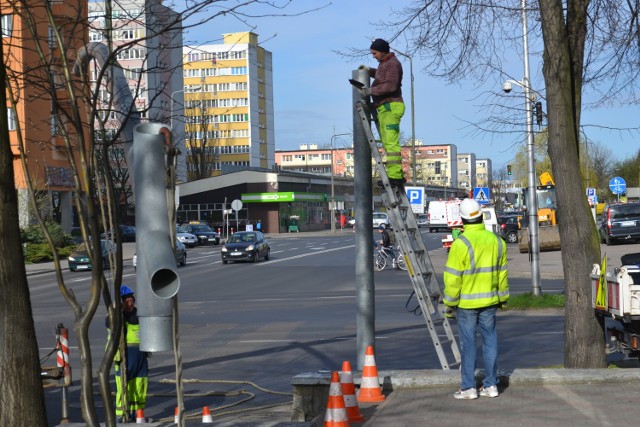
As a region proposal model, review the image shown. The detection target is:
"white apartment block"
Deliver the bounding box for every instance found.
[88,0,184,175]
[457,153,477,189]
[476,158,493,187]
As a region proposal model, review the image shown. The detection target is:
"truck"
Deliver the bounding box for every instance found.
[591,253,640,359]
[518,171,561,253]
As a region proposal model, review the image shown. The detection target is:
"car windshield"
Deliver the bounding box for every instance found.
[191,225,212,232]
[229,233,255,243]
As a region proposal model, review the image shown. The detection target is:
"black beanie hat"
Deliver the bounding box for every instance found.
[370,38,390,53]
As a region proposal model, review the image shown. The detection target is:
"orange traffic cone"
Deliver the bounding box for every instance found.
[202,406,213,423]
[357,346,385,403]
[135,409,146,423]
[340,361,365,423]
[324,371,349,427]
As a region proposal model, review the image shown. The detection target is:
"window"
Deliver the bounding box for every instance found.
[2,14,13,37]
[7,108,16,131]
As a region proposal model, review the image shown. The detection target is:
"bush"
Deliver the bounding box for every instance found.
[21,222,77,263]
[21,221,75,247]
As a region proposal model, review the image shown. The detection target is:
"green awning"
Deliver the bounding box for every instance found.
[241,192,327,203]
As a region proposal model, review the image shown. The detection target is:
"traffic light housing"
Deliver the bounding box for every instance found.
[535,101,543,126]
[507,164,512,176]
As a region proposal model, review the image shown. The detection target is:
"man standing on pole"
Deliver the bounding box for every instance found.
[358,38,406,188]
[443,199,509,400]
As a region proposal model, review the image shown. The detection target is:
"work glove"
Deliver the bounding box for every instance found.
[358,87,372,97]
[445,306,457,319]
[358,64,369,71]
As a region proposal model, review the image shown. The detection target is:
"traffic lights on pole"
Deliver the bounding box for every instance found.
[535,101,543,126]
[507,164,512,176]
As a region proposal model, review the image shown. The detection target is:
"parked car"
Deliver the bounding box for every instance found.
[597,202,640,246]
[417,214,429,228]
[221,231,270,264]
[497,215,520,244]
[133,239,187,270]
[101,225,136,242]
[372,212,391,229]
[68,239,117,272]
[179,224,220,245]
[176,226,197,248]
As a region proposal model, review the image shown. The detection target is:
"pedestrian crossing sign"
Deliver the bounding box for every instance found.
[473,187,490,205]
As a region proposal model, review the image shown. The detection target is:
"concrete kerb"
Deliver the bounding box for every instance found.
[290,368,640,421]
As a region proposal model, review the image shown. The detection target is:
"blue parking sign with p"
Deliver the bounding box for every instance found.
[405,186,424,213]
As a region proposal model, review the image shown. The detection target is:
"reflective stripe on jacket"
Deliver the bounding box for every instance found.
[443,223,509,309]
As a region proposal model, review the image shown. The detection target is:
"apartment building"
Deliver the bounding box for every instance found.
[88,0,184,178]
[275,144,354,176]
[476,158,493,187]
[182,32,275,179]
[415,144,458,188]
[6,1,89,229]
[457,153,477,189]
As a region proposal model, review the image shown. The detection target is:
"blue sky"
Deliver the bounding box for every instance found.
[180,1,639,171]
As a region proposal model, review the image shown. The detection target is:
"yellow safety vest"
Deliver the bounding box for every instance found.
[443,223,509,309]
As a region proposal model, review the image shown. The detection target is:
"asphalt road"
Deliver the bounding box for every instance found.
[32,231,628,425]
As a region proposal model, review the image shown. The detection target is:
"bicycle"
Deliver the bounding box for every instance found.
[373,245,407,271]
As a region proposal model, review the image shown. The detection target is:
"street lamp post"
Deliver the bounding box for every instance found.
[392,48,416,185]
[330,132,351,233]
[503,0,542,296]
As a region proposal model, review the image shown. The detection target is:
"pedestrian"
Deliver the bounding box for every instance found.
[256,219,262,232]
[358,38,406,188]
[109,285,149,422]
[443,198,509,400]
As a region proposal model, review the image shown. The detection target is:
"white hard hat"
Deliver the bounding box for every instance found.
[459,198,482,220]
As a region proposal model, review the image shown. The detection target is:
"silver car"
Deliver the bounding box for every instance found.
[176,227,197,248]
[417,214,429,228]
[133,239,187,269]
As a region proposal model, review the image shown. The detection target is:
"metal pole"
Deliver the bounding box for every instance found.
[522,0,542,296]
[353,69,374,369]
[330,132,351,233]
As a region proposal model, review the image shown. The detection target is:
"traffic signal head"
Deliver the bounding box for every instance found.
[535,101,543,126]
[507,165,512,175]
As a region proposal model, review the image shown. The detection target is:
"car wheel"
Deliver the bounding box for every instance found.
[222,259,228,264]
[252,251,259,263]
[506,231,518,244]
[429,228,434,233]
[264,248,270,261]
[605,234,614,246]
[180,253,187,267]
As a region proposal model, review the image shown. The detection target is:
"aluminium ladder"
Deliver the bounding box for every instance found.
[356,101,461,370]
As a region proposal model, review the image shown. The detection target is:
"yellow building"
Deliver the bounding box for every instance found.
[183,32,274,179]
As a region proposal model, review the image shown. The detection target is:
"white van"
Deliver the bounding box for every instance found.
[427,201,449,232]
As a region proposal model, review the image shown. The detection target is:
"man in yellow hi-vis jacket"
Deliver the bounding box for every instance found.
[443,199,509,400]
[111,285,148,421]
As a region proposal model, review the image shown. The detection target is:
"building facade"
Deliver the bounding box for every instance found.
[5,1,89,229]
[457,153,477,190]
[476,158,493,187]
[182,32,275,179]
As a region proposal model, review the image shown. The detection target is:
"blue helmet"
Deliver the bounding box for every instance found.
[379,224,386,230]
[120,285,135,298]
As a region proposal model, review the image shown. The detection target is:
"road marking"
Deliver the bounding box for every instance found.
[255,244,355,265]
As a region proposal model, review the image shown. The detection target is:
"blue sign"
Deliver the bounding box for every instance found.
[473,187,490,205]
[586,187,596,197]
[609,177,626,195]
[405,186,425,213]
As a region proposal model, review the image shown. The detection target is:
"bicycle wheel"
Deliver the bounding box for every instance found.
[373,252,386,271]
[395,254,407,271]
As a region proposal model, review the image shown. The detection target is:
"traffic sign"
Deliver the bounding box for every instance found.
[231,199,243,211]
[586,187,596,197]
[473,187,490,205]
[405,186,425,213]
[609,177,626,195]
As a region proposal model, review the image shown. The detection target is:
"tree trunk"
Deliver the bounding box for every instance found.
[538,0,605,368]
[0,33,48,426]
